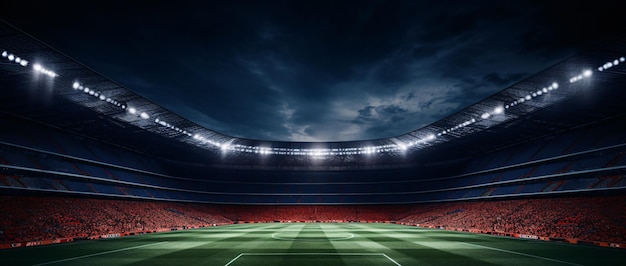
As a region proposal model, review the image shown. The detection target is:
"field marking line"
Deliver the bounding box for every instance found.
[32,241,168,266]
[271,232,355,241]
[224,253,401,266]
[461,242,582,266]
[224,253,244,266]
[382,253,402,266]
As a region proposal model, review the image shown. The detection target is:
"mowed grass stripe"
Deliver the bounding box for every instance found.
[1,223,626,265]
[461,242,582,266]
[347,223,501,265]
[131,223,287,266]
[32,241,168,266]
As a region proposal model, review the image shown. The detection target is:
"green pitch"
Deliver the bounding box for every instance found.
[2,223,625,265]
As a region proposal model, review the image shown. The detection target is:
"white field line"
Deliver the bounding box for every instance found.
[224,253,245,266]
[224,253,401,266]
[461,242,582,266]
[271,232,355,241]
[32,241,168,266]
[382,253,402,266]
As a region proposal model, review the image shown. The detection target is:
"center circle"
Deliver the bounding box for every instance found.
[271,232,354,241]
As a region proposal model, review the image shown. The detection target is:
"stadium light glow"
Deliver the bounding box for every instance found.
[598,56,624,71]
[2,50,29,67]
[569,69,592,83]
[128,107,137,114]
[493,106,504,114]
[32,63,58,78]
[140,112,150,119]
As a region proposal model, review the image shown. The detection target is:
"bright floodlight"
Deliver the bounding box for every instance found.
[525,95,531,100]
[140,112,150,119]
[583,69,592,77]
[221,144,231,152]
[19,60,28,66]
[128,107,137,114]
[7,54,14,61]
[494,106,504,114]
[481,112,491,119]
[1,51,6,57]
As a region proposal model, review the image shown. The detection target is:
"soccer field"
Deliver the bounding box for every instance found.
[2,223,625,265]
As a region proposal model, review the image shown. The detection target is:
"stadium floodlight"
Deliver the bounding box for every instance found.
[481,112,491,119]
[32,63,58,78]
[220,143,231,152]
[525,95,532,100]
[128,107,137,114]
[583,69,592,77]
[7,54,14,61]
[1,51,6,57]
[140,112,150,119]
[493,106,504,114]
[19,60,28,66]
[72,82,80,89]
[99,95,106,101]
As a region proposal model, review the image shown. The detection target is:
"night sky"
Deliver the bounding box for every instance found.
[2,1,624,142]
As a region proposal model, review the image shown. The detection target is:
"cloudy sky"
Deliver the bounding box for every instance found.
[2,1,624,141]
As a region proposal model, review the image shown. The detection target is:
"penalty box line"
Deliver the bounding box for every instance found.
[224,252,401,266]
[32,241,168,266]
[461,242,582,266]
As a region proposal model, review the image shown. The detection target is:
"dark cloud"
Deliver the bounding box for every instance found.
[2,0,625,141]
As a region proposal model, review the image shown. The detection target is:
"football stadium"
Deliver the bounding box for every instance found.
[2,13,626,266]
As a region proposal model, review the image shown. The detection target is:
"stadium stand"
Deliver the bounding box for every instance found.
[2,19,626,251]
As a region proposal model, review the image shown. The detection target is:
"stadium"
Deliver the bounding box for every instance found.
[2,13,626,265]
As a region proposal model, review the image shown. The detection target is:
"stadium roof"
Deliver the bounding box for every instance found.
[1,20,626,169]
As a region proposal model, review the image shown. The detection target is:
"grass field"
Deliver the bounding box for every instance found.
[2,223,625,265]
